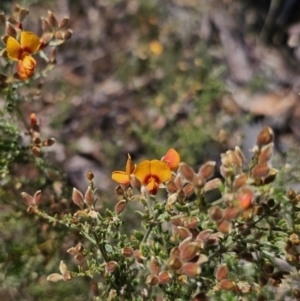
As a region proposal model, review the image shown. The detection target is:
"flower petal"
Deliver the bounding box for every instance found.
[112,171,130,184]
[147,178,159,195]
[20,31,41,53]
[17,60,34,80]
[150,159,171,183]
[6,36,22,60]
[126,153,134,174]
[133,160,151,184]
[162,148,180,171]
[22,55,36,70]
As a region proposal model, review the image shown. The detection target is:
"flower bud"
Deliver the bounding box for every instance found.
[84,186,94,206]
[198,161,216,180]
[177,226,192,240]
[258,143,273,162]
[217,220,232,234]
[237,186,254,210]
[105,261,118,273]
[55,30,64,39]
[257,126,274,146]
[180,243,199,262]
[183,216,199,229]
[167,256,182,270]
[32,146,41,156]
[149,256,160,275]
[219,279,235,290]
[6,22,17,37]
[58,17,70,29]
[204,178,222,192]
[181,262,201,277]
[158,271,172,284]
[21,192,33,206]
[178,163,195,182]
[47,11,58,28]
[216,264,228,281]
[145,274,159,286]
[19,8,29,22]
[208,206,223,222]
[42,138,56,147]
[223,206,241,220]
[122,246,134,257]
[0,13,5,24]
[63,29,73,40]
[115,199,126,214]
[233,173,248,190]
[234,146,246,165]
[72,188,84,207]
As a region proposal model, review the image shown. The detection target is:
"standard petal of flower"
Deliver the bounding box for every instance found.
[150,160,171,183]
[133,160,151,184]
[112,171,130,184]
[46,273,64,282]
[162,148,180,171]
[20,31,41,53]
[6,36,22,60]
[22,55,36,70]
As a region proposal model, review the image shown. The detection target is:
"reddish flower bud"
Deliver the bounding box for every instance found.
[257,126,274,146]
[158,271,172,284]
[216,264,228,281]
[58,17,70,29]
[238,186,254,210]
[115,199,126,214]
[167,256,182,271]
[181,262,201,277]
[72,188,84,207]
[105,261,118,273]
[233,173,249,190]
[178,163,195,182]
[146,273,159,286]
[217,220,232,234]
[208,206,223,222]
[180,243,199,262]
[198,161,216,180]
[6,22,17,37]
[258,143,273,162]
[42,138,56,147]
[47,11,58,28]
[223,206,241,220]
[219,279,235,290]
[177,226,192,240]
[149,256,160,275]
[84,186,94,206]
[122,246,134,258]
[183,216,199,229]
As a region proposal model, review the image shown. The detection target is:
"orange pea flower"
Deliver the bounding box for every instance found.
[161,148,180,171]
[112,154,134,185]
[133,160,171,195]
[6,31,42,80]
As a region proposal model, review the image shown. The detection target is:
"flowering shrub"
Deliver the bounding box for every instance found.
[20,126,300,300]
[1,3,300,301]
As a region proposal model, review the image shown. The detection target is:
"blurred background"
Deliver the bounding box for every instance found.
[0,0,300,300]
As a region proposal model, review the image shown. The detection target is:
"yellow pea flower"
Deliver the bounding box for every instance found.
[6,31,42,80]
[161,148,180,171]
[133,160,171,195]
[112,154,134,185]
